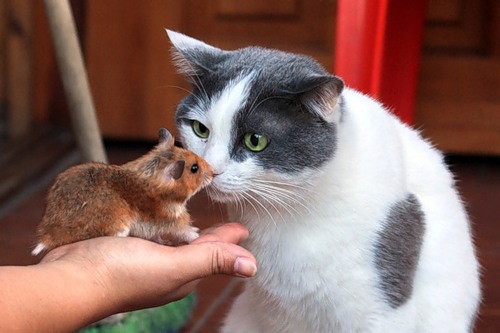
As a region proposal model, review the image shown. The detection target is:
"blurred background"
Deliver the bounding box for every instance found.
[0,0,498,332]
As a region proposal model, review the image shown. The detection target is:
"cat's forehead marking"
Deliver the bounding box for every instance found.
[200,73,254,173]
[207,73,254,140]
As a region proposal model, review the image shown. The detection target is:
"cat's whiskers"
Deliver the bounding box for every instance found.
[206,177,317,227]
[252,179,317,216]
[159,85,207,106]
[246,95,291,119]
[203,188,230,221]
[254,178,316,191]
[253,179,315,200]
[236,192,255,221]
[252,183,313,223]
[246,84,266,116]
[240,179,302,225]
[241,190,275,225]
[178,56,210,105]
[191,73,210,105]
[245,77,294,119]
[207,184,263,222]
[251,183,306,217]
[228,191,243,220]
[249,186,284,216]
[214,182,279,228]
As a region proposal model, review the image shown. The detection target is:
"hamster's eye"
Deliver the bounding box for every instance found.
[192,120,209,139]
[190,164,199,174]
[244,132,269,152]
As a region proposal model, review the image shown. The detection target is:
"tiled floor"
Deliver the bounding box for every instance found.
[0,141,498,332]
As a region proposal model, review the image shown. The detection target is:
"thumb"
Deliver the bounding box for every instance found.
[173,242,257,281]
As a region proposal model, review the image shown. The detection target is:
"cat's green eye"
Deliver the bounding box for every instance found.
[244,133,269,152]
[192,120,209,139]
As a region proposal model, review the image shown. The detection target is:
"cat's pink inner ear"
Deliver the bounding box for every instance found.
[299,76,344,122]
[164,160,185,181]
[166,29,213,77]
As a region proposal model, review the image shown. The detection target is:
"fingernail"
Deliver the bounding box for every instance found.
[234,257,257,278]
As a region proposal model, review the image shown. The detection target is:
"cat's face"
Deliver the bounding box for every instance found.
[167,31,344,208]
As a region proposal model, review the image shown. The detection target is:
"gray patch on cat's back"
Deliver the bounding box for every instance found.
[374,194,425,308]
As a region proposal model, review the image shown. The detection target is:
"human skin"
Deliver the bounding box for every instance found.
[0,223,256,332]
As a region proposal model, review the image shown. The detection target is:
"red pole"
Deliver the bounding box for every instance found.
[335,0,427,124]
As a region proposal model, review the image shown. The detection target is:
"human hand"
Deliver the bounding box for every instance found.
[40,222,256,313]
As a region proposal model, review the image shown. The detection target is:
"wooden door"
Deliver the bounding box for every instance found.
[0,0,33,139]
[416,0,500,155]
[85,0,337,140]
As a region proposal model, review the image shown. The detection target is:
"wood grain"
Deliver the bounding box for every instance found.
[85,0,336,140]
[0,0,7,110]
[416,0,500,155]
[6,0,33,138]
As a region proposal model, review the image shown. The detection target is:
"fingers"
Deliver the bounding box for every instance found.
[172,240,257,282]
[39,223,257,288]
[188,223,256,277]
[194,222,249,245]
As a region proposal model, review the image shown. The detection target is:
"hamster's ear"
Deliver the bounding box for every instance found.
[165,29,228,77]
[141,157,160,177]
[158,128,175,149]
[286,74,344,123]
[164,160,185,181]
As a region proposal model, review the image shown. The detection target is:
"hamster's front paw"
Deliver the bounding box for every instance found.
[158,226,199,246]
[180,226,200,243]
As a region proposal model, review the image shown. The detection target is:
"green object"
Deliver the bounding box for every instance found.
[80,293,196,333]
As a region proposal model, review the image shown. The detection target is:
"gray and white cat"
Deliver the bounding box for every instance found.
[166,30,480,333]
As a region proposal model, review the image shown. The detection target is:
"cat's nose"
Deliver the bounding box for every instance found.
[203,157,226,175]
[203,148,228,175]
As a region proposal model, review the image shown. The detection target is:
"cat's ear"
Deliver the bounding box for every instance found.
[289,74,344,123]
[158,128,175,149]
[164,160,185,181]
[165,29,227,77]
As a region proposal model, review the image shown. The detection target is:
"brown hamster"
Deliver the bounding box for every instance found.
[32,128,213,256]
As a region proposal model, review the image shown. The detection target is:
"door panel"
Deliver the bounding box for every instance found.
[85,0,336,140]
[416,0,500,155]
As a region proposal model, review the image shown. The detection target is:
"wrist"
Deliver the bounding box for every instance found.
[47,258,120,326]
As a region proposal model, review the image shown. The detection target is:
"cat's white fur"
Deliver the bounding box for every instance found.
[169,31,480,333]
[220,89,479,333]
[202,74,254,175]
